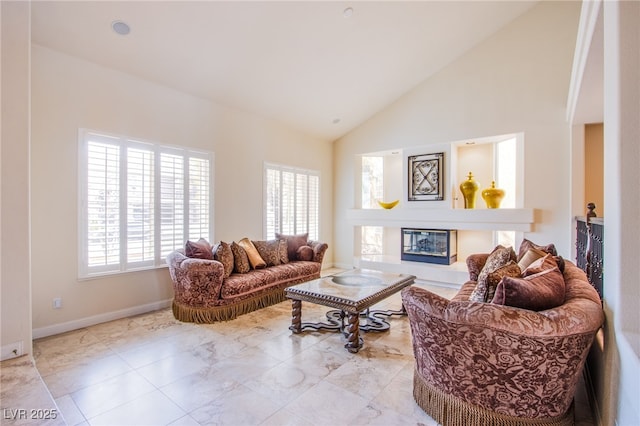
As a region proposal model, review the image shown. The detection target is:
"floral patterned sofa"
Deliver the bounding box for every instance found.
[167,234,328,323]
[401,241,604,426]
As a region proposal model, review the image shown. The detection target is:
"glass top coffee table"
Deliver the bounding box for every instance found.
[284,269,416,353]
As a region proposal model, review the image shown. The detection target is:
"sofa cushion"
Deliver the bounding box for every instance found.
[491,267,566,311]
[185,238,214,260]
[252,239,282,267]
[517,238,558,262]
[231,242,250,274]
[221,261,321,299]
[485,261,521,303]
[276,232,308,262]
[469,245,516,302]
[213,241,234,278]
[296,245,314,261]
[238,238,266,269]
[221,269,270,299]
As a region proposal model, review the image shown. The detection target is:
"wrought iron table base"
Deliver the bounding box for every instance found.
[288,299,406,353]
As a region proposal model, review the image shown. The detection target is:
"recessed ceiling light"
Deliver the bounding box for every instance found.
[112,20,130,36]
[333,118,341,124]
[343,7,354,18]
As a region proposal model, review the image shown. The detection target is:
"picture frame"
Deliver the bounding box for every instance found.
[408,152,444,201]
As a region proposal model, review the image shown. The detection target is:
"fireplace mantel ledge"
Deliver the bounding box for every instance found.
[346,208,535,232]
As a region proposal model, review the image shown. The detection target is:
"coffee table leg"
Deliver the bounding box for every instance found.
[289,299,302,333]
[344,312,362,353]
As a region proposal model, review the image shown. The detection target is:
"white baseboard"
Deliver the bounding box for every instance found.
[331,262,355,270]
[32,299,173,339]
[1,341,25,361]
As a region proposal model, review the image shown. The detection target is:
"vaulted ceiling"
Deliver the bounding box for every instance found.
[31,1,537,141]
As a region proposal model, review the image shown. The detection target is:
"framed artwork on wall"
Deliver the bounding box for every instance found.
[408,152,444,201]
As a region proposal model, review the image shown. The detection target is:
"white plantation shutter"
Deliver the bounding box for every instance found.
[159,151,185,259]
[282,171,295,235]
[265,168,281,239]
[127,145,155,265]
[296,174,308,234]
[79,129,213,278]
[264,163,319,240]
[308,174,319,239]
[86,136,121,272]
[188,156,210,241]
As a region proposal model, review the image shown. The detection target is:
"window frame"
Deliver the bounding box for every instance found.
[263,162,320,241]
[78,129,214,279]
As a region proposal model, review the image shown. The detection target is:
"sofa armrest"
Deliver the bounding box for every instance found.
[450,281,476,302]
[308,240,328,265]
[166,250,225,307]
[444,297,603,337]
[401,286,450,319]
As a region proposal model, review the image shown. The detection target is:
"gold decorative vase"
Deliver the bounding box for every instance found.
[459,172,479,209]
[481,181,505,209]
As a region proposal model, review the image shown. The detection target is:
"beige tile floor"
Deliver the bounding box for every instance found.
[3,273,595,426]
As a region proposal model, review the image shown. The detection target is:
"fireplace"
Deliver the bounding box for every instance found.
[401,228,457,265]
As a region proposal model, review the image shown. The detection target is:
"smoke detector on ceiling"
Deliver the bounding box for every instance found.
[112,20,131,36]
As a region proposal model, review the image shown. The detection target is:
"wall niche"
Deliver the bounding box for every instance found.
[352,133,528,285]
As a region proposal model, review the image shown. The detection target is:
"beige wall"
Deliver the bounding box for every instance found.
[601,1,640,424]
[1,1,32,359]
[456,143,493,210]
[30,45,333,335]
[333,1,581,267]
[584,123,604,216]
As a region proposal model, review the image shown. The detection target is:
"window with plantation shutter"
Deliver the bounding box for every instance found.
[159,151,185,259]
[127,145,155,265]
[79,129,213,278]
[264,163,319,241]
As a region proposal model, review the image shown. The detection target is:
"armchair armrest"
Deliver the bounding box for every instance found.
[166,250,226,307]
[401,286,451,319]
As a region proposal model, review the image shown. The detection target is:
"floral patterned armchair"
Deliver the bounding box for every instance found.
[401,257,604,426]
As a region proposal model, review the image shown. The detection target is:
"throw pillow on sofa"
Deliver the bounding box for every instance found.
[517,247,547,270]
[296,245,314,261]
[491,267,565,311]
[485,261,521,303]
[231,242,250,274]
[278,239,289,264]
[213,241,234,278]
[185,238,214,260]
[276,232,308,262]
[517,238,558,262]
[469,245,516,302]
[238,238,267,269]
[521,253,558,277]
[252,239,282,267]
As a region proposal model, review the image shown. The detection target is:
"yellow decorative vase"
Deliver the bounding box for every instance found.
[459,172,479,209]
[482,181,505,209]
